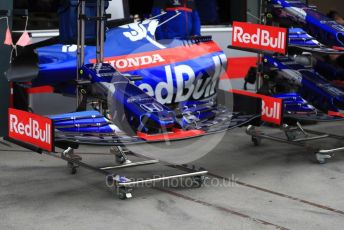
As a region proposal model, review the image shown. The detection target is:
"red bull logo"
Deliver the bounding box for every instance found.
[8,109,54,152]
[232,21,288,54]
[261,97,283,125]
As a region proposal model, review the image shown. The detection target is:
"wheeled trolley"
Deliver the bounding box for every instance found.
[246,123,344,164]
[43,145,207,200]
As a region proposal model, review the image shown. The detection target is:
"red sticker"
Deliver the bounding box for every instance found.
[232,21,288,55]
[137,128,205,141]
[261,96,283,125]
[90,42,222,72]
[231,89,283,125]
[328,111,344,118]
[8,108,54,152]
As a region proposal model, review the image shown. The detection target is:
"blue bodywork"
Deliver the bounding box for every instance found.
[33,20,226,106]
[9,20,234,136]
[274,93,316,115]
[271,0,344,48]
[288,28,320,47]
[49,111,115,133]
[80,63,176,133]
[265,55,344,114]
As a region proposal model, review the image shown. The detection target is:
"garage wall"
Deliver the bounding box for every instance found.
[0,1,12,137]
[108,0,125,20]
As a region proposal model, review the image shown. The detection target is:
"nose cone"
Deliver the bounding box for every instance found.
[139,111,176,133]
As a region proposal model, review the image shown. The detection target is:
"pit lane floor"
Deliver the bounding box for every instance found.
[1,122,344,230]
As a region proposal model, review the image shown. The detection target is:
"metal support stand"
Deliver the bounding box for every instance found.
[50,0,208,199]
[47,146,207,200]
[76,0,107,109]
[242,0,344,165]
[246,124,344,164]
[76,1,86,107]
[255,0,268,91]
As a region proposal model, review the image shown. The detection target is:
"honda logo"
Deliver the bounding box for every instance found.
[140,103,164,113]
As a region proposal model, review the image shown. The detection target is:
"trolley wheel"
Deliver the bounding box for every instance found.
[315,153,331,164]
[252,136,262,146]
[118,187,132,200]
[286,132,297,141]
[116,154,126,165]
[192,175,205,188]
[67,162,78,175]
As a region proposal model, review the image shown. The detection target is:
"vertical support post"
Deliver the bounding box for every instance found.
[76,1,81,106]
[122,0,130,19]
[96,0,101,63]
[0,1,12,137]
[256,0,266,92]
[80,1,86,68]
[77,2,81,72]
[96,0,105,63]
[256,53,263,91]
[100,0,105,62]
[76,0,106,109]
[76,0,86,106]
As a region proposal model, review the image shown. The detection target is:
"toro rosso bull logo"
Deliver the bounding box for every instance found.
[120,20,166,49]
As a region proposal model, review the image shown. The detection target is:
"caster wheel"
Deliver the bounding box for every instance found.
[315,153,331,164]
[118,187,132,200]
[118,192,126,200]
[192,175,205,188]
[116,154,126,165]
[106,175,114,185]
[252,136,262,146]
[286,133,297,141]
[67,162,78,174]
